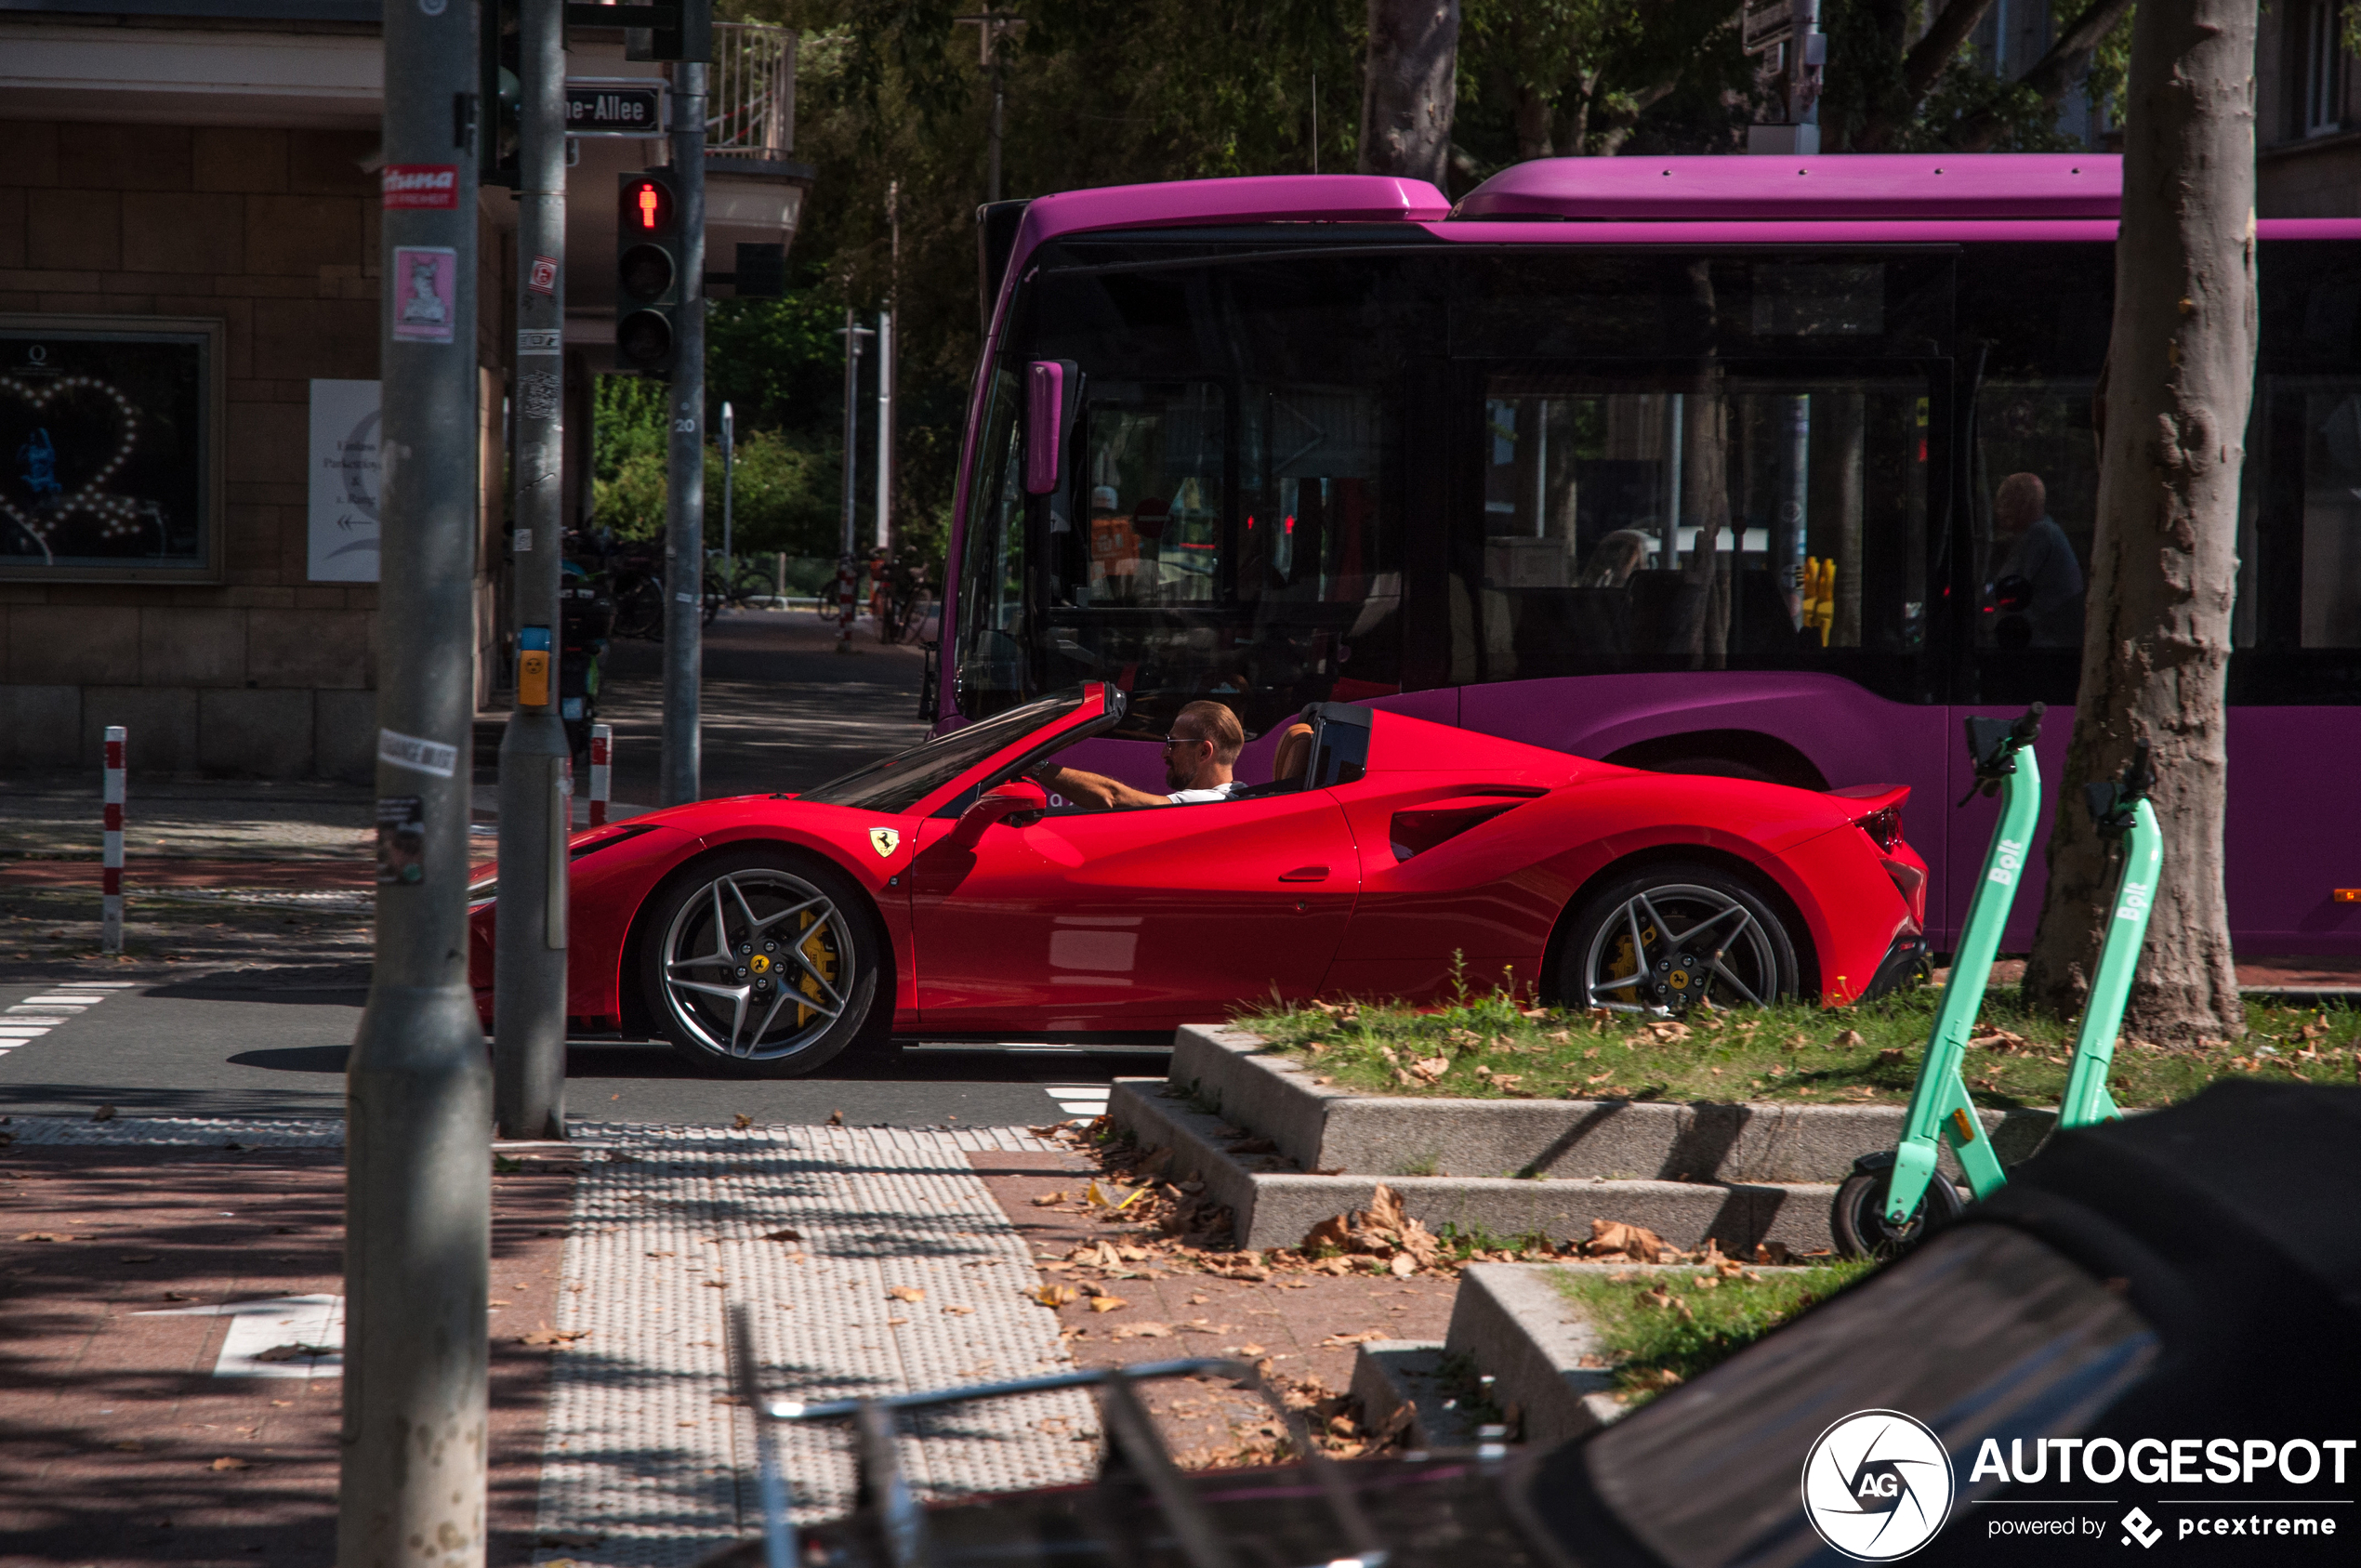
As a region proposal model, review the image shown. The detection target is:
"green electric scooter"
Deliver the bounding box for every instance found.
[1829,709,2165,1258]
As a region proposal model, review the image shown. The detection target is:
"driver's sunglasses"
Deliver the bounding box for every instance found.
[1161,734,1205,751]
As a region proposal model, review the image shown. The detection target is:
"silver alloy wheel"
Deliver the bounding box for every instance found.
[658,868,855,1061]
[1579,881,1781,1016]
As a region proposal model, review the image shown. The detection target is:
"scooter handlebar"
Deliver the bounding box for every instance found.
[1963,702,2045,786]
[2085,737,2157,837]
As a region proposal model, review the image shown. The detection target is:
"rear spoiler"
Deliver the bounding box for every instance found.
[1827,783,1910,813]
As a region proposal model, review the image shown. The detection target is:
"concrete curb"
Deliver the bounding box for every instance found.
[1167,1024,2056,1183]
[1111,1078,1840,1254]
[1345,1341,1480,1453]
[1444,1263,1627,1450]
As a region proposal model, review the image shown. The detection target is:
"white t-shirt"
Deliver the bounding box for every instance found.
[1167,780,1242,805]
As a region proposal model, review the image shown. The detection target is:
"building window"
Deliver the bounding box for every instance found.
[2300,0,2349,138]
[1,316,226,584]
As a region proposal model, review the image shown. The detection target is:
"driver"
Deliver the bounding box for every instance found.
[1028,700,1245,809]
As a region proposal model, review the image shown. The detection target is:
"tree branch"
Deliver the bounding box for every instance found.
[1903,0,2000,101]
[1952,0,2136,152]
[1853,0,1998,152]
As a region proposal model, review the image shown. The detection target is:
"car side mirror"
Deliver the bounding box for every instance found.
[949,779,1049,849]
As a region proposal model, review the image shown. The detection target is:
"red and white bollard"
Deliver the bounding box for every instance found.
[588,723,612,828]
[101,725,125,953]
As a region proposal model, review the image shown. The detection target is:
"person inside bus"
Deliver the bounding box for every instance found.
[1027,699,1247,808]
[1579,528,1653,588]
[1988,471,2085,647]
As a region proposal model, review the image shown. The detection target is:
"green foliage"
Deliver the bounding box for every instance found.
[1555,1261,1877,1404]
[591,373,840,552]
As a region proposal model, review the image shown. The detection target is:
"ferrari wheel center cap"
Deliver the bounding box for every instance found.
[751,955,772,974]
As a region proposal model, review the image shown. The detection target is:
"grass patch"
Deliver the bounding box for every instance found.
[1238,987,2360,1111]
[1555,1259,1877,1405]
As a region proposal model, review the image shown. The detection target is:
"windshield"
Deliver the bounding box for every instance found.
[796,690,1090,815]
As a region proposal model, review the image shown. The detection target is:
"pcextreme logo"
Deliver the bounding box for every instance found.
[1803,1409,1958,1561]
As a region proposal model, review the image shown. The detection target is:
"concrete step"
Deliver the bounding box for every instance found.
[1114,1078,1848,1256]
[1160,1024,2056,1185]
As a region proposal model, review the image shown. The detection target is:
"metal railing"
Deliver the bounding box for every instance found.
[707,21,796,158]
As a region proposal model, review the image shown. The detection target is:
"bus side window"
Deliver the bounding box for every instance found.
[1473,375,1930,680]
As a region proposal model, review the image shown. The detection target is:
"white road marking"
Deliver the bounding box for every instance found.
[1041,1084,1112,1117]
[0,984,127,1055]
[135,1293,345,1379]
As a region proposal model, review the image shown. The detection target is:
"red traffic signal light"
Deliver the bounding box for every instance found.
[623,175,675,236]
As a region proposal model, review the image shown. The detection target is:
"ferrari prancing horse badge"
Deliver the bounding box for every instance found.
[869,827,900,858]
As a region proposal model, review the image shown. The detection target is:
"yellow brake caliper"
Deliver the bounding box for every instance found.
[1604,930,1646,1005]
[794,911,837,1028]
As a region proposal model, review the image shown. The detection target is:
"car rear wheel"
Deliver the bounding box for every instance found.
[638,849,885,1078]
[1556,860,1800,1017]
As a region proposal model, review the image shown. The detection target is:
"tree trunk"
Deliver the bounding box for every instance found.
[2022,0,2255,1046]
[1359,0,1459,185]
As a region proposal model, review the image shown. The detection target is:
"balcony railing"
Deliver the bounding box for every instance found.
[707,21,796,160]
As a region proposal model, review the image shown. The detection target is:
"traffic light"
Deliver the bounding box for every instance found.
[616,169,684,377]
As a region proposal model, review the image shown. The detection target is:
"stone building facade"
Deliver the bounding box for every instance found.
[1,2,805,781]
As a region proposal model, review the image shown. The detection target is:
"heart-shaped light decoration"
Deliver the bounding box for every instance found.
[1,374,143,553]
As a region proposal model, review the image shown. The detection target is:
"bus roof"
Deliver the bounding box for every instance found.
[1455,152,2118,220]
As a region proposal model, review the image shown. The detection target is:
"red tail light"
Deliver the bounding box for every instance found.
[1855,804,1905,852]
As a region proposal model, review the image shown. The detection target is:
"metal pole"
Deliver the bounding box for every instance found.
[101,726,125,954]
[873,312,891,551]
[660,58,708,806]
[721,399,734,597]
[495,0,572,1143]
[988,44,1003,204]
[340,0,489,1555]
[837,309,867,652]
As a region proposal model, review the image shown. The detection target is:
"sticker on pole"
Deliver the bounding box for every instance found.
[381,165,459,209]
[390,247,458,344]
[376,796,425,885]
[378,727,458,779]
[529,254,559,295]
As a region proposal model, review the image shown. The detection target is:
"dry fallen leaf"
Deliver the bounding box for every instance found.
[1583,1219,1672,1263]
[1389,1253,1418,1277]
[1029,1285,1078,1309]
[1088,1294,1129,1313]
[732,1113,754,1129]
[210,1456,247,1471]
[92,1104,117,1123]
[1833,1029,1866,1049]
[886,1285,926,1303]
[252,1343,336,1363]
[826,1109,844,1127]
[943,1304,975,1316]
[521,1326,590,1347]
[1319,1330,1386,1348]
[14,1232,75,1243]
[1113,1322,1171,1339]
[1031,1192,1067,1207]
[763,1228,804,1243]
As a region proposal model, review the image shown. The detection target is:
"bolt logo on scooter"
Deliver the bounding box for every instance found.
[1831,707,2162,1257]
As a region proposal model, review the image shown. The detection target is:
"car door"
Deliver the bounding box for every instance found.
[905,787,1360,1034]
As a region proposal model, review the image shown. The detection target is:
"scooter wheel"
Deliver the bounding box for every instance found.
[1830,1157,1966,1259]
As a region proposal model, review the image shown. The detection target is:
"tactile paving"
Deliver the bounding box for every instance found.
[0,1113,346,1148]
[530,1122,1103,1567]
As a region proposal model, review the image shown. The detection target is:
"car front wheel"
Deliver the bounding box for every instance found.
[638,849,885,1077]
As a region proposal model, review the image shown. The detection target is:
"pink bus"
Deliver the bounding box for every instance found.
[934,156,2361,959]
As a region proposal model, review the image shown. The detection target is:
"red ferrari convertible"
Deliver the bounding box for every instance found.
[468,685,1928,1077]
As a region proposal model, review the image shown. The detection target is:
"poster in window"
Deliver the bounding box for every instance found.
[310,379,382,582]
[0,316,224,581]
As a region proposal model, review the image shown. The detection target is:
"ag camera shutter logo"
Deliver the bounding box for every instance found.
[1801,1409,1956,1561]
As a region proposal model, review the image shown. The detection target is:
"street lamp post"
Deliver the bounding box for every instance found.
[720,400,734,601]
[660,56,708,806]
[339,0,490,1558]
[834,309,873,652]
[953,12,1026,204]
[494,0,572,1144]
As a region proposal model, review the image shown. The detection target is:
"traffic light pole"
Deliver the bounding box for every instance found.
[659,59,707,807]
[495,0,571,1141]
[340,0,490,1559]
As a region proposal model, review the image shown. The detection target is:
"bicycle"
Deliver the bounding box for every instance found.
[1832,707,2162,1257]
